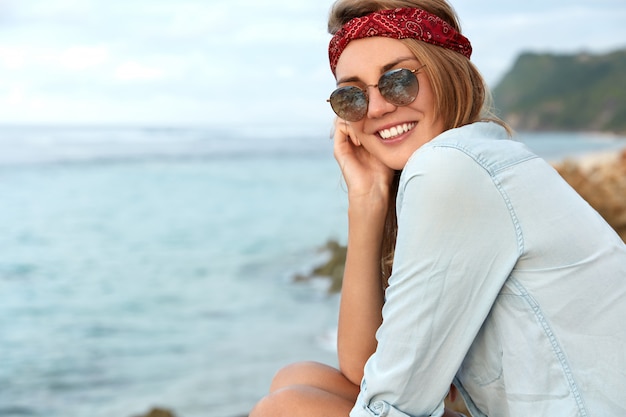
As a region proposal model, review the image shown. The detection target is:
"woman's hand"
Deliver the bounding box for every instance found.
[333,118,395,204]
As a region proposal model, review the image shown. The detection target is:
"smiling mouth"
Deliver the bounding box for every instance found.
[378,123,416,140]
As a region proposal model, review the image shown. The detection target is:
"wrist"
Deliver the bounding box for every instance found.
[347,198,388,232]
[348,186,389,213]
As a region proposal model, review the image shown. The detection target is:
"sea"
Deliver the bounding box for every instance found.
[1,124,625,417]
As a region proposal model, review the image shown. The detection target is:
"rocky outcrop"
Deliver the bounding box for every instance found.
[293,239,346,293]
[553,149,626,241]
[133,408,177,417]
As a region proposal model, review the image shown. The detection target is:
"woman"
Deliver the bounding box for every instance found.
[251,0,626,416]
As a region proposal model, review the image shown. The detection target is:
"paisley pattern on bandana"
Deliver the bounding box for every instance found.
[329,7,472,75]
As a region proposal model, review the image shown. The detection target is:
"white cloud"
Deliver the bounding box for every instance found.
[1,84,46,115]
[276,66,296,78]
[114,61,165,82]
[6,84,26,105]
[0,46,26,69]
[58,45,109,71]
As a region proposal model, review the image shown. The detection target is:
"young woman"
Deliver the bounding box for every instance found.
[251,0,626,416]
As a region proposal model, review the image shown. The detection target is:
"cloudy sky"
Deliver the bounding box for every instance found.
[1,0,625,128]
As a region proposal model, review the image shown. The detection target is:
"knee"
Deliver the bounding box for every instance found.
[251,362,322,417]
[249,386,298,417]
[249,393,273,417]
[269,361,325,392]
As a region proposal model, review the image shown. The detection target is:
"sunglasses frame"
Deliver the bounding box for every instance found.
[327,65,426,122]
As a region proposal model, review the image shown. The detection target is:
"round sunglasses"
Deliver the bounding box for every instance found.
[327,66,425,122]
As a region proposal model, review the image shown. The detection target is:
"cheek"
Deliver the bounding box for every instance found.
[415,78,439,117]
[416,92,437,116]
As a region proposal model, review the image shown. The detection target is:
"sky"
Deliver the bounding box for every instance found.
[1,0,625,129]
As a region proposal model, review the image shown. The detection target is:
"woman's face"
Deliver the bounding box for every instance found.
[334,37,445,170]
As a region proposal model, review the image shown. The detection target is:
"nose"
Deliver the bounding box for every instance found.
[366,85,396,119]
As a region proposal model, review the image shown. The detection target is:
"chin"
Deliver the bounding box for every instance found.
[388,158,410,171]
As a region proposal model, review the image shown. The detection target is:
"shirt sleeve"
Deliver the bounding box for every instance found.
[350,145,521,417]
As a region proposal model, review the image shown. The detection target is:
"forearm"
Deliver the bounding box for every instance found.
[337,196,387,385]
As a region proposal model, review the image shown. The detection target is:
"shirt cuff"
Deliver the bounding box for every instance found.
[350,398,445,417]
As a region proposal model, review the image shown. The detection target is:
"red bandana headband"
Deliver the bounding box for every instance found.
[329,7,472,75]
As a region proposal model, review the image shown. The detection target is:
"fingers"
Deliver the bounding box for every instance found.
[333,118,360,147]
[332,119,351,160]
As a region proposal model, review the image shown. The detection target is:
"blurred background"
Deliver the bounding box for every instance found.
[1,1,625,417]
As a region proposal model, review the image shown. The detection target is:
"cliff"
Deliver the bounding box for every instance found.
[492,48,626,134]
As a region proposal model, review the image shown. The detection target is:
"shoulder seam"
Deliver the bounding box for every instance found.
[406,144,526,255]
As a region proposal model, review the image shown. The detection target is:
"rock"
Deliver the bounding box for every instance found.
[553,148,626,242]
[293,239,346,293]
[133,407,177,417]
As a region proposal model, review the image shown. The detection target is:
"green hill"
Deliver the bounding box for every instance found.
[492,48,626,134]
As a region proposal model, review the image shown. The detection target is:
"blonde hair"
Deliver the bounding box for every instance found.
[328,0,510,286]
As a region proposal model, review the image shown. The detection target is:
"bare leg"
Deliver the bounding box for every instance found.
[250,361,467,417]
[250,361,359,417]
[269,361,360,399]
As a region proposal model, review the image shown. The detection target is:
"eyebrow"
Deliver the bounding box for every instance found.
[336,56,420,85]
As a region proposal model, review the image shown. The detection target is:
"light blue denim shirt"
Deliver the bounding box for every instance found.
[350,122,626,417]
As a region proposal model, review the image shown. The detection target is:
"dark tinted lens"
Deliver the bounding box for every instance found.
[329,86,368,122]
[378,68,419,106]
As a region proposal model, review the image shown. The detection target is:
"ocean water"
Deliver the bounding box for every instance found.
[1,125,624,417]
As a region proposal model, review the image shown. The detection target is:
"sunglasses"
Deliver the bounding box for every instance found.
[327,66,425,122]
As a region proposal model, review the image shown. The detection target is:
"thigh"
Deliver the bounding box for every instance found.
[270,361,360,402]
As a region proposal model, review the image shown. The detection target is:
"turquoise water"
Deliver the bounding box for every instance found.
[0,126,624,417]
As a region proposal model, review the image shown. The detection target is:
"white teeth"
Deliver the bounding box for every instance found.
[379,123,416,140]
